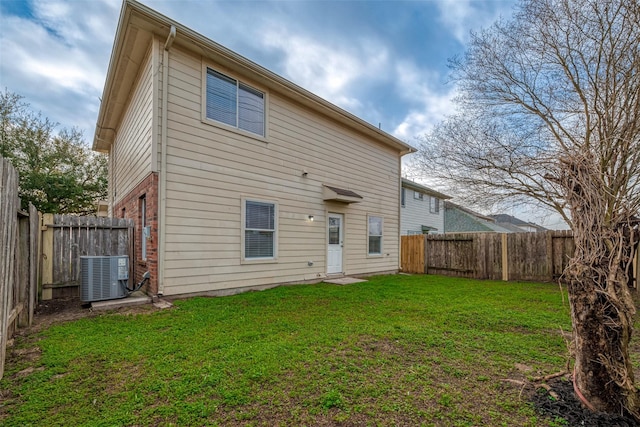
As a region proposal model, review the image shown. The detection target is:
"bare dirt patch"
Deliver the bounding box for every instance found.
[30,296,159,332]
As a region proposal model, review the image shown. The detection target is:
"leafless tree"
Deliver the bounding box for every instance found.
[414,0,640,417]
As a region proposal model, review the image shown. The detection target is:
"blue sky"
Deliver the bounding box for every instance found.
[1,1,568,228]
[0,0,514,141]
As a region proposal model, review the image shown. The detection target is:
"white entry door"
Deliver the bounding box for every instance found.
[327,213,343,274]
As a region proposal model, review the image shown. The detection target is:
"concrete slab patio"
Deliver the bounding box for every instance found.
[323,277,368,285]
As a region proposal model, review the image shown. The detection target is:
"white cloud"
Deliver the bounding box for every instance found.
[0,0,118,135]
[261,27,389,112]
[392,61,457,141]
[436,0,512,44]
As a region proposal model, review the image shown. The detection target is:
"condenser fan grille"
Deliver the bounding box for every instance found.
[80,256,129,302]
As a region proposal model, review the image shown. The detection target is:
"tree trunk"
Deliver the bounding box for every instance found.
[567,242,639,417]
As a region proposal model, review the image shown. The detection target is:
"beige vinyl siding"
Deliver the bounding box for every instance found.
[111,49,154,206]
[401,189,444,235]
[160,47,400,295]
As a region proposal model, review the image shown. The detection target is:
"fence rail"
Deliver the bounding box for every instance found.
[401,231,577,282]
[40,214,134,299]
[0,158,39,380]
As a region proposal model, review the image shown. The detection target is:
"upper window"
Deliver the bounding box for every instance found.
[206,68,265,136]
[413,191,423,201]
[401,188,406,207]
[244,199,276,259]
[430,197,440,214]
[368,216,383,255]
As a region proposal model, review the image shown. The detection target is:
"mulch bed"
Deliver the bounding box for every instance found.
[532,378,638,426]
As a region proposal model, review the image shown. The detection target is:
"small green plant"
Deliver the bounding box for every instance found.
[438,393,453,407]
[320,389,344,409]
[549,416,569,426]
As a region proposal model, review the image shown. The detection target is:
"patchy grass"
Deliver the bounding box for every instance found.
[1,274,573,426]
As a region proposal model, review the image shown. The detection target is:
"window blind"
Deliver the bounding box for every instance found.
[245,201,275,258]
[206,69,237,127]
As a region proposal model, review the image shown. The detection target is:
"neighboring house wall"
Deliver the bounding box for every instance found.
[400,188,444,235]
[160,47,401,295]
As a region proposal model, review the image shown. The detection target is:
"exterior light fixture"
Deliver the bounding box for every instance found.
[308,215,314,222]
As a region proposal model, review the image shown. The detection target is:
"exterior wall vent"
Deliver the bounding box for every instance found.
[80,256,129,302]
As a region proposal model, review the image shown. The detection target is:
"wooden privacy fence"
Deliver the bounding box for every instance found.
[40,214,134,299]
[0,158,39,380]
[401,231,578,282]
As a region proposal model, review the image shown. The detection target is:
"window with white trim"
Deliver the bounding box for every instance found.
[430,196,440,214]
[368,216,383,255]
[243,200,276,259]
[206,68,265,136]
[413,191,423,200]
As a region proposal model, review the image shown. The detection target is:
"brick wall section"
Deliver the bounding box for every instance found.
[113,172,159,295]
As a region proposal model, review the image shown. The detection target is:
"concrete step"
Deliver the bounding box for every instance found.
[90,291,151,311]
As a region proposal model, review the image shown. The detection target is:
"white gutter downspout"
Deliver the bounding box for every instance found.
[158,25,176,296]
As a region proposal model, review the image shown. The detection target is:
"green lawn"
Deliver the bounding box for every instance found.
[1,274,573,426]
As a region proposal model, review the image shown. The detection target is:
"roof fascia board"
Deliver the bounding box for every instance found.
[402,178,451,199]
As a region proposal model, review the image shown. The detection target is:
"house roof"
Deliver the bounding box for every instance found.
[444,201,494,222]
[401,178,451,200]
[443,201,514,233]
[93,0,417,156]
[488,214,548,232]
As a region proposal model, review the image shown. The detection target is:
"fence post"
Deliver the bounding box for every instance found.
[27,204,39,325]
[40,213,54,300]
[501,233,509,281]
[17,213,29,327]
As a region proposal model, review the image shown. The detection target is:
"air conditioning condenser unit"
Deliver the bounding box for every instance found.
[80,256,129,303]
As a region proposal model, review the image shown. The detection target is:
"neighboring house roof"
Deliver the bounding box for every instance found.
[444,201,514,233]
[93,0,416,157]
[488,214,548,232]
[401,178,451,200]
